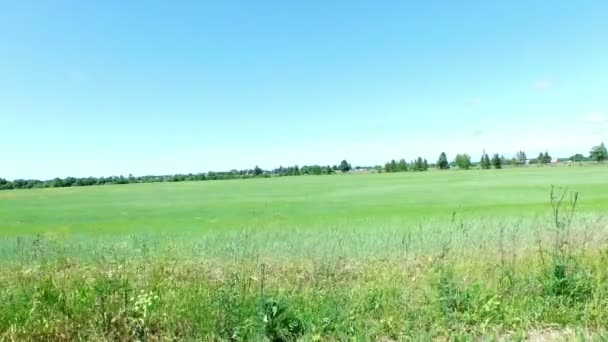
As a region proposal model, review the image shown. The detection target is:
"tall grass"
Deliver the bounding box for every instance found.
[2,192,608,339]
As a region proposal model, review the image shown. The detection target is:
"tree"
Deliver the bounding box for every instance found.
[590,143,608,163]
[570,153,586,162]
[516,151,527,165]
[397,159,408,172]
[339,160,351,173]
[481,153,491,169]
[454,154,472,170]
[437,152,450,170]
[253,165,263,176]
[491,154,502,169]
[411,157,428,171]
[389,159,397,172]
[537,152,551,164]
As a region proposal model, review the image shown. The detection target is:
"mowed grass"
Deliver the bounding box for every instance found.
[1,164,608,235]
[3,165,608,340]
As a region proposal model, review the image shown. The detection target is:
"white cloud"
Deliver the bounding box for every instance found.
[584,113,608,124]
[466,96,482,108]
[534,78,557,91]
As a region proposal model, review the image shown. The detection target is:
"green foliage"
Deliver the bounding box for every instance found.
[480,153,491,169]
[537,151,552,164]
[410,157,428,171]
[3,212,608,339]
[384,159,408,173]
[338,160,351,173]
[263,299,305,342]
[590,142,608,163]
[516,150,527,165]
[454,154,472,170]
[491,154,502,169]
[437,152,450,170]
[570,153,587,162]
[397,158,408,172]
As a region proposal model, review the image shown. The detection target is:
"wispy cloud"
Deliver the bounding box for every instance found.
[472,129,484,137]
[584,113,608,124]
[534,78,558,91]
[590,127,607,135]
[466,96,482,108]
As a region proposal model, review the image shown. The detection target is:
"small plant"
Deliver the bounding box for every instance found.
[539,186,593,302]
[263,299,305,342]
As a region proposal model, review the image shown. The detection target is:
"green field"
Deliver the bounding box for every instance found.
[2,165,607,236]
[2,165,608,340]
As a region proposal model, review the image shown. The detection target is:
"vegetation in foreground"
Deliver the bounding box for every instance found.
[2,188,608,340]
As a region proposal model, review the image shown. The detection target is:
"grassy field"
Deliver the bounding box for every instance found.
[2,165,608,236]
[2,165,608,340]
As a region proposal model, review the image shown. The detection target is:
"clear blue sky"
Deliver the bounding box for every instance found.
[2,1,608,179]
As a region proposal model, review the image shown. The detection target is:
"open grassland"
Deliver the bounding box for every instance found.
[2,165,608,340]
[2,165,608,236]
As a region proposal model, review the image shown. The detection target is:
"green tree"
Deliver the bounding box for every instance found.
[481,153,491,169]
[537,152,552,164]
[390,159,397,172]
[437,152,450,170]
[253,165,263,176]
[536,152,545,164]
[411,157,427,171]
[339,160,351,172]
[570,153,586,162]
[590,142,608,163]
[397,158,408,172]
[491,153,502,169]
[454,153,472,170]
[516,150,527,165]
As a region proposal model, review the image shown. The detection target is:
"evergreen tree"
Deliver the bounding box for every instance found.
[338,160,351,172]
[516,150,527,165]
[491,153,502,169]
[390,159,397,172]
[437,152,450,170]
[397,158,408,172]
[481,153,491,169]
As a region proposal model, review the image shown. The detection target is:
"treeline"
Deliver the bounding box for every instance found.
[2,143,607,191]
[0,160,355,191]
[383,157,429,172]
[384,142,608,173]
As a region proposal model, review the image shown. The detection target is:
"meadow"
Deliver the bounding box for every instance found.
[2,165,608,340]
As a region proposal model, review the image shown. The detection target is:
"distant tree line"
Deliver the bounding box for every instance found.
[0,160,355,191]
[2,143,608,191]
[381,142,608,174]
[384,157,428,173]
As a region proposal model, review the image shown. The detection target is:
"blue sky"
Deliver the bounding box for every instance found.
[1,1,608,179]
